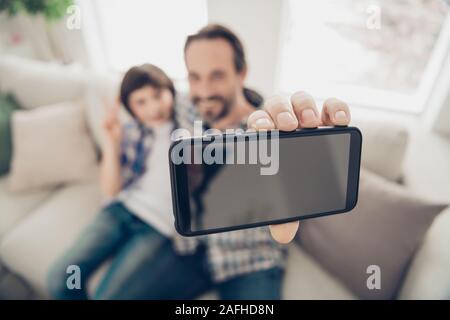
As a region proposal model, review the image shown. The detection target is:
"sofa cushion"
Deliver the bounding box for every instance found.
[283,244,355,299]
[354,119,409,182]
[398,206,450,299]
[0,55,86,110]
[0,177,53,239]
[0,179,101,296]
[297,169,447,299]
[8,101,98,192]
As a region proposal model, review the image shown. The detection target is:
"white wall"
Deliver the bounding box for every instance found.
[207,0,283,97]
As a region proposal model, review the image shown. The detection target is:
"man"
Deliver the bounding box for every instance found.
[161,24,352,299]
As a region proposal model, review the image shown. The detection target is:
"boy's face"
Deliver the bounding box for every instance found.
[128,85,173,127]
[185,38,246,127]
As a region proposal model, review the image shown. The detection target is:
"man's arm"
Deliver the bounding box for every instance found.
[247,91,351,244]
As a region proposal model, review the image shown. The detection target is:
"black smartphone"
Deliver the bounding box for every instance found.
[169,126,362,236]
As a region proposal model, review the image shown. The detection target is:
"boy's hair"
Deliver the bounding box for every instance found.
[120,64,176,117]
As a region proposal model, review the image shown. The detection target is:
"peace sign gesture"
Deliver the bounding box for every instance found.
[102,97,122,146]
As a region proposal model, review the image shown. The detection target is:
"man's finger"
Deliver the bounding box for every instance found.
[290,91,321,128]
[269,221,299,244]
[247,110,275,130]
[264,95,298,131]
[321,98,351,126]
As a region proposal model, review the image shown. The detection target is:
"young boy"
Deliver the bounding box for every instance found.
[47,64,178,299]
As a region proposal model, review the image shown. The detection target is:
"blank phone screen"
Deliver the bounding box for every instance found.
[183,132,351,232]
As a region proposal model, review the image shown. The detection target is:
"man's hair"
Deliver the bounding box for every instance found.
[120,64,175,117]
[184,24,247,73]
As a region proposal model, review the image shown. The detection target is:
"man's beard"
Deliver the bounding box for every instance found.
[192,95,234,126]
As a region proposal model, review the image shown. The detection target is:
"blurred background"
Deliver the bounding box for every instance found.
[0,0,449,300]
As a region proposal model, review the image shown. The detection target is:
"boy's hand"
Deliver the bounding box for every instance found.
[247,91,351,244]
[102,97,122,147]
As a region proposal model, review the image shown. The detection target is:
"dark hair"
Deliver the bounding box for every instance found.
[184,24,246,73]
[120,64,175,118]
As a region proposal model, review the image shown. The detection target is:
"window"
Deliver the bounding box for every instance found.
[80,0,207,80]
[277,0,450,113]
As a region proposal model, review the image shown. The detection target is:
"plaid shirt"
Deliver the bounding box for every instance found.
[119,95,288,282]
[120,122,154,189]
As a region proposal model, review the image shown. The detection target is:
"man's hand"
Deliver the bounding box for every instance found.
[247,91,351,244]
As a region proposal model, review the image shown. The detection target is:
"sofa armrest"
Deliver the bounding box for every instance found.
[398,206,450,299]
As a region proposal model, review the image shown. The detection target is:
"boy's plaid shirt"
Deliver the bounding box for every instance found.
[120,122,154,189]
[119,97,288,282]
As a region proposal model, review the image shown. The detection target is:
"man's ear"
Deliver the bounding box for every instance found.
[239,66,248,84]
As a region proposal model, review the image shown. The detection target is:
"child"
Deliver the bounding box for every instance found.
[48,64,178,299]
[102,64,177,235]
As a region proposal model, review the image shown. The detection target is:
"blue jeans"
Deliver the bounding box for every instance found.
[47,202,284,300]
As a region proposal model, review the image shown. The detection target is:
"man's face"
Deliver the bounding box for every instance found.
[185,38,245,126]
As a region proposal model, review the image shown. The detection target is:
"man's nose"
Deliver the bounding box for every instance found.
[197,80,214,98]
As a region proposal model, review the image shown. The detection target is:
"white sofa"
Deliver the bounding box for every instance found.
[0,55,449,300]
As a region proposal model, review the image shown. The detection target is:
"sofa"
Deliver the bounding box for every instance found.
[0,55,449,300]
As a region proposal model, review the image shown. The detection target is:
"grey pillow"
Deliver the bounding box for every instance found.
[297,169,448,299]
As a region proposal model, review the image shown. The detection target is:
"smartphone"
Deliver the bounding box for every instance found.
[169,126,362,236]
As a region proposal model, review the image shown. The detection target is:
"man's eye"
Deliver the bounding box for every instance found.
[188,75,199,82]
[211,73,224,80]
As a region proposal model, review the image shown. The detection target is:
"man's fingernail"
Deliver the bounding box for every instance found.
[301,109,316,123]
[277,112,297,127]
[335,110,347,121]
[255,118,272,128]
